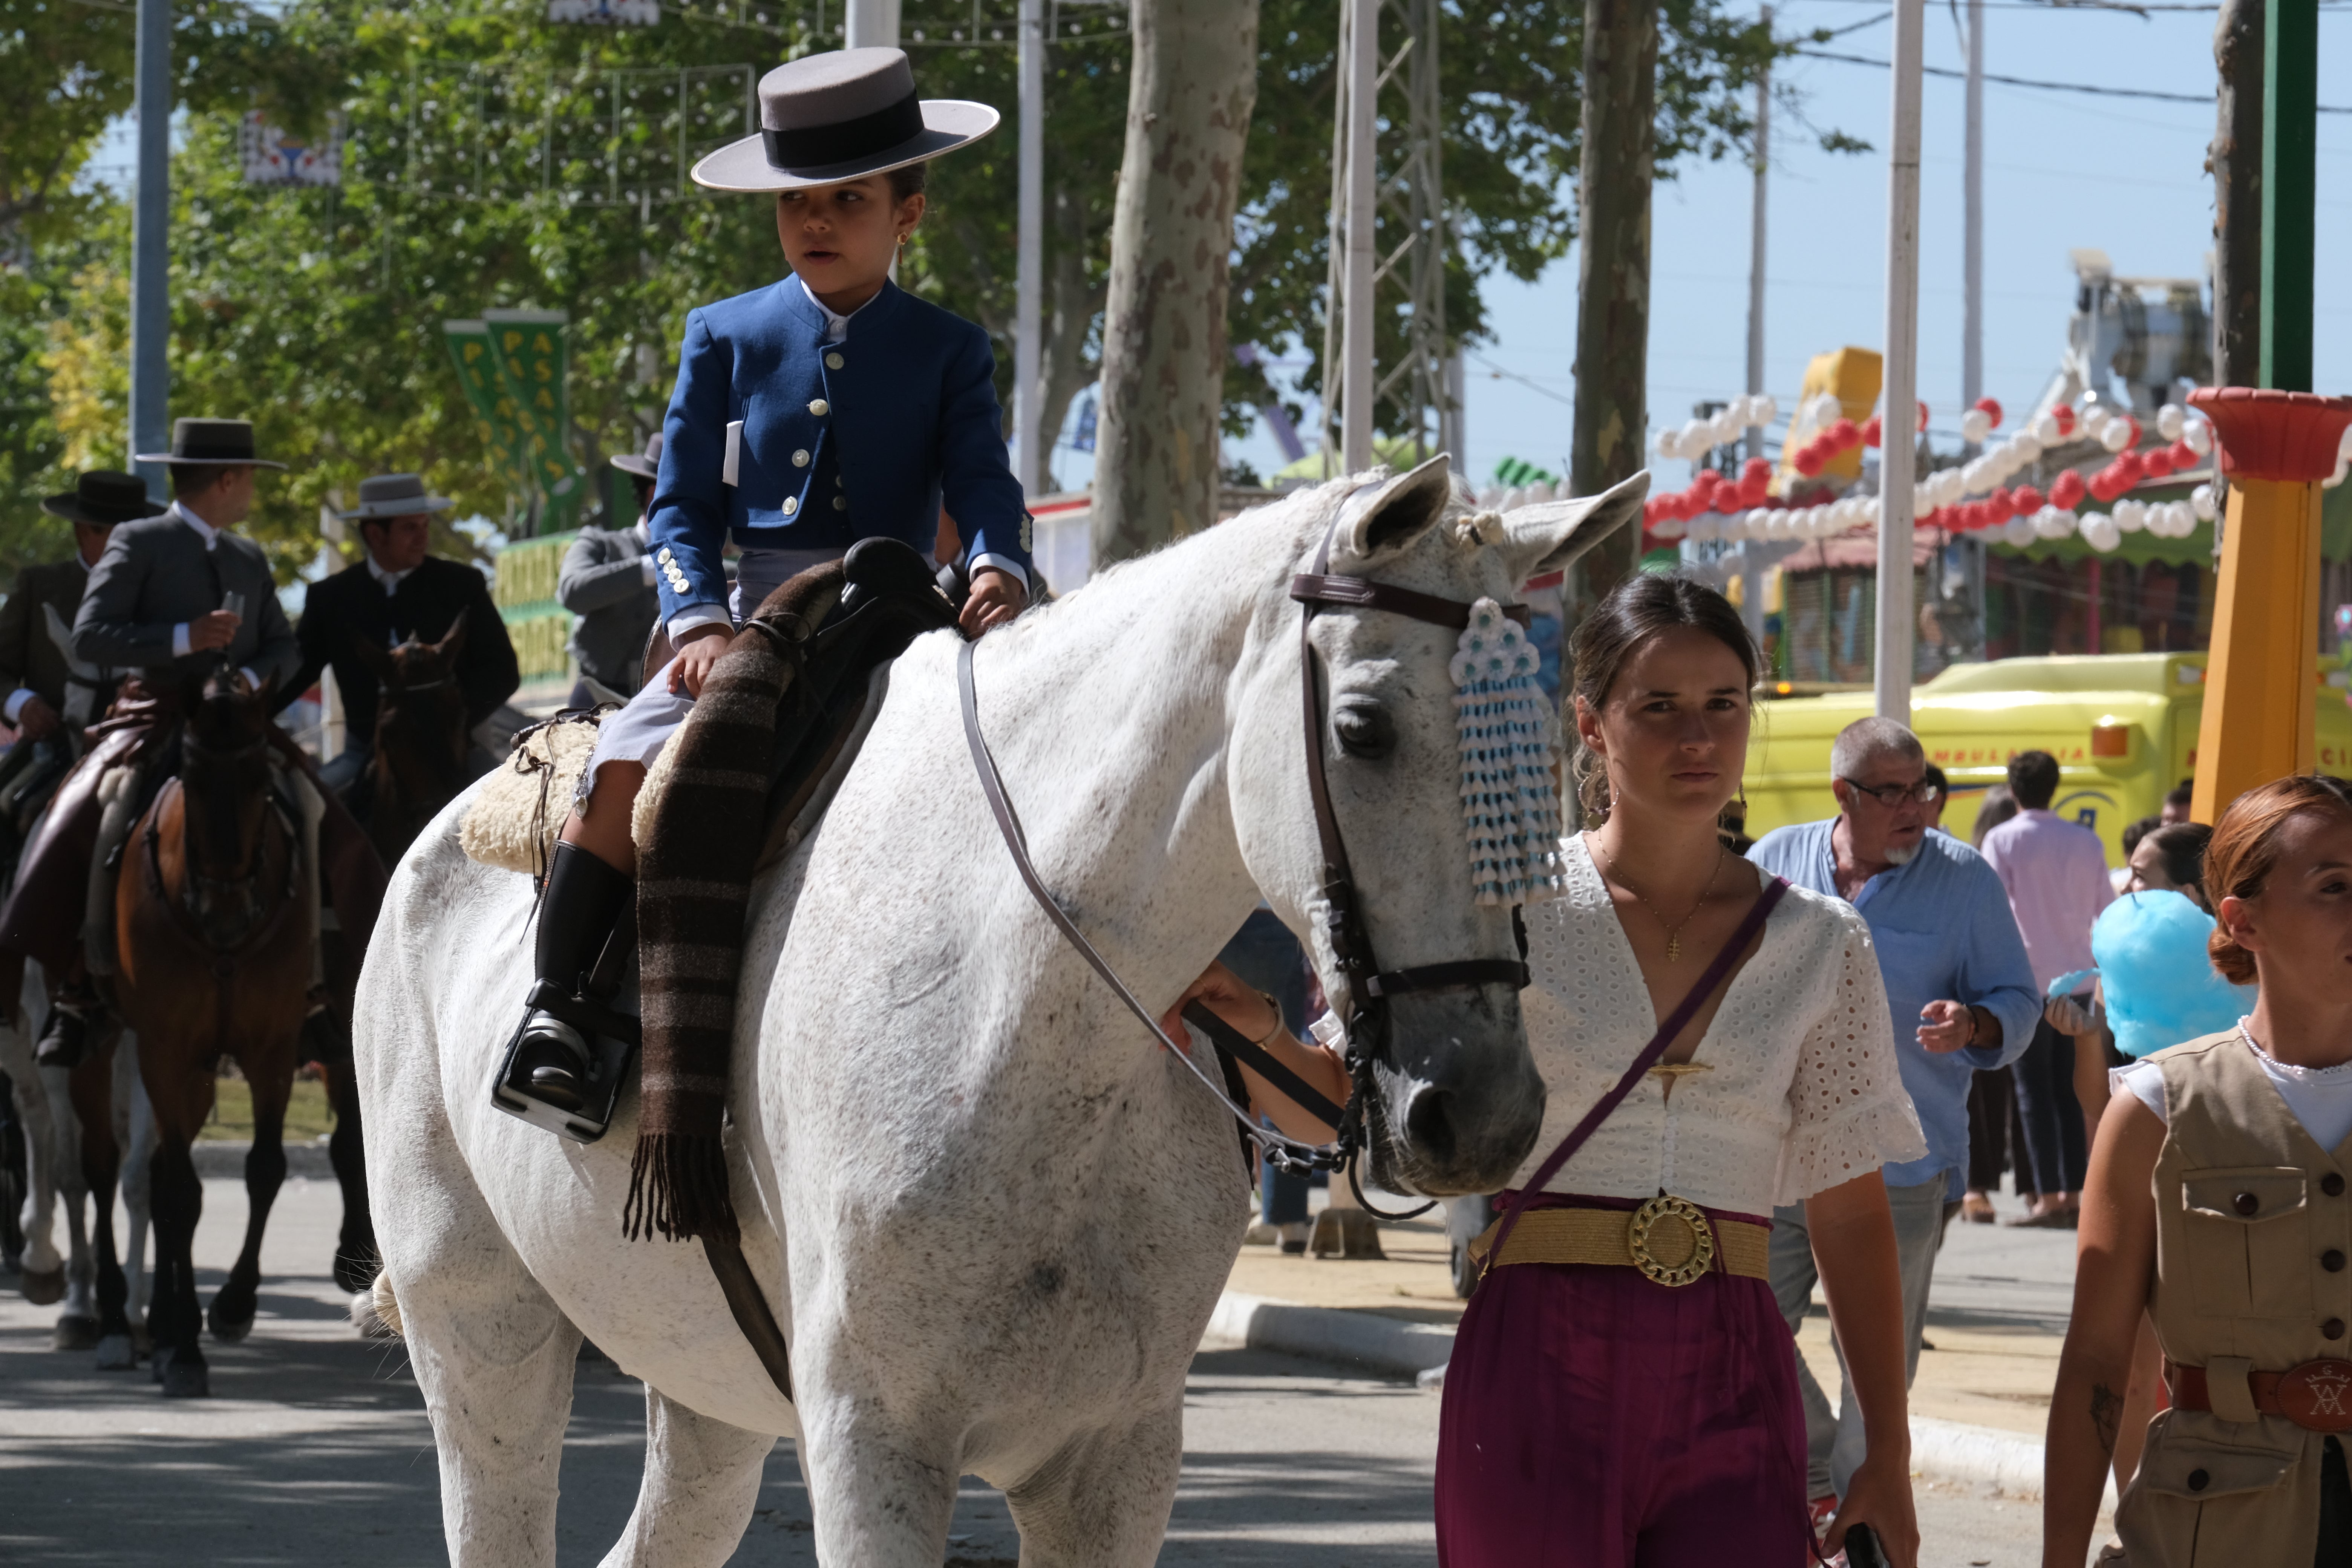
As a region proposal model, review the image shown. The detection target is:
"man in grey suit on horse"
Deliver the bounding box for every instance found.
[557,433,663,706]
[0,420,311,1067]
[74,420,301,692]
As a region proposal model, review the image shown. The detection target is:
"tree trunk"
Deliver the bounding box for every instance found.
[1091,0,1261,566]
[2209,0,2264,387]
[1568,0,1658,599]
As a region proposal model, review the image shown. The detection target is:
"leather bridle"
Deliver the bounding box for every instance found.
[962,504,1536,1212]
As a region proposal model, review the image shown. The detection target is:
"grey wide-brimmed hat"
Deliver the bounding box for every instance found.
[43,470,168,527]
[133,417,288,470]
[691,48,999,194]
[610,432,663,481]
[340,472,455,521]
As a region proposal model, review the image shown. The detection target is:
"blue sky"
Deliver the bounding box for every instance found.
[1200,0,2352,496]
[86,7,2352,502]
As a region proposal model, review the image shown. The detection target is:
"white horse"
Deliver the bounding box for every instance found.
[360,460,1639,1566]
[2,966,154,1355]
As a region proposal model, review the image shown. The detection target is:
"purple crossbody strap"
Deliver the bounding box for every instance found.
[1478,874,1792,1281]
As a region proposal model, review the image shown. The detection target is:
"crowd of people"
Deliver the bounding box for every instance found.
[1175,567,2332,1567]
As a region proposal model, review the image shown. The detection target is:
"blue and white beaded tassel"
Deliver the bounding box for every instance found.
[1449,600,1568,906]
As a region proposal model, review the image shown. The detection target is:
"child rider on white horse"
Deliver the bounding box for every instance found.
[507,48,1032,1115]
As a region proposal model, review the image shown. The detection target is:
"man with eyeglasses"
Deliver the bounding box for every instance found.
[1748,714,2041,1532]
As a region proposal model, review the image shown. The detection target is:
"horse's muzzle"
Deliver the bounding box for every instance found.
[1362,991,1545,1197]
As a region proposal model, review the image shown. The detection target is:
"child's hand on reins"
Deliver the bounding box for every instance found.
[961,567,1027,637]
[668,626,730,698]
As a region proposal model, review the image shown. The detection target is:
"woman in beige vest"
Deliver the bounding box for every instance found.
[2047,775,2352,1566]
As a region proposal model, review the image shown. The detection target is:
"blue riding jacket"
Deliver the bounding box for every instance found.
[648,276,1031,625]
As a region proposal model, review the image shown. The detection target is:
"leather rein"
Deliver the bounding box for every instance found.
[960,509,1534,1215]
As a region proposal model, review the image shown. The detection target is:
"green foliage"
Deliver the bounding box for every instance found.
[4,0,1801,577]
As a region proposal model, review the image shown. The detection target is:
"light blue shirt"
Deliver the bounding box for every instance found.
[1749,817,2040,1196]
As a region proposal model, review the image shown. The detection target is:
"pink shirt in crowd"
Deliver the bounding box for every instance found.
[1978,807,2116,994]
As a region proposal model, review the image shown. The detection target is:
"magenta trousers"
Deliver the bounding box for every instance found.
[1435,1194,1814,1568]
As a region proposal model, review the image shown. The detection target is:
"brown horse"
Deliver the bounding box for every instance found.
[350,615,470,864]
[112,671,315,1397]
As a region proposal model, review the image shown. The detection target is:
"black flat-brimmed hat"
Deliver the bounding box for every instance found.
[691,48,998,194]
[133,417,288,470]
[610,432,663,481]
[339,472,455,521]
[42,470,169,527]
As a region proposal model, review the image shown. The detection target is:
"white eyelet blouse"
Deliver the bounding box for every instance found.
[1502,834,1927,1214]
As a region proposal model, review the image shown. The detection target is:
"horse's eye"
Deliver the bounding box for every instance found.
[1333,706,1394,760]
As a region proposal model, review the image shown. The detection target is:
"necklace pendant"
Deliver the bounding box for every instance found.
[1666,935,1681,962]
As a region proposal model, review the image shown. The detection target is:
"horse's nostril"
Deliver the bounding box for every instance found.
[1404,1087,1458,1169]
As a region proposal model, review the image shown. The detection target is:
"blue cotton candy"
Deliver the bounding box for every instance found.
[2092,890,2256,1059]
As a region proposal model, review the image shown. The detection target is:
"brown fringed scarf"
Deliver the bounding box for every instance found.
[624,564,846,1246]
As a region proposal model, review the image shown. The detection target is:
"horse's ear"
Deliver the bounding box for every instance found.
[350,632,396,682]
[1495,470,1650,585]
[1332,453,1452,568]
[434,612,468,662]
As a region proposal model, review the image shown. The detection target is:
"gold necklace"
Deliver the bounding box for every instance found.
[1591,837,1726,962]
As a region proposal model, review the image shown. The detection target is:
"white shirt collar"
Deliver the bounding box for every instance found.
[364,552,415,593]
[169,500,220,549]
[798,276,876,345]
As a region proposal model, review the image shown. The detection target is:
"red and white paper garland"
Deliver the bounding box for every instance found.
[1641,396,2224,555]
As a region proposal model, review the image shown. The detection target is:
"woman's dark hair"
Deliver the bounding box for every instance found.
[2205,775,2352,984]
[2119,813,2161,858]
[886,161,928,203]
[1971,783,2018,847]
[1567,573,1758,824]
[2141,821,2214,908]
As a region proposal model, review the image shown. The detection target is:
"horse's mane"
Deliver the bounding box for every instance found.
[999,466,1489,660]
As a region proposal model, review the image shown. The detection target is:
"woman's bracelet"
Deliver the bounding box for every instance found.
[1250,989,1287,1049]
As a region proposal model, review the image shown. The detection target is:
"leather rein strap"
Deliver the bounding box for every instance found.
[1476,874,1792,1285]
[958,637,1344,1172]
[959,504,1539,1195]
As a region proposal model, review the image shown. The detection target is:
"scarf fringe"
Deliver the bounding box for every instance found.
[624,1131,741,1246]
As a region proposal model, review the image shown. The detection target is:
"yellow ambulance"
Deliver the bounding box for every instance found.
[1741,652,2352,865]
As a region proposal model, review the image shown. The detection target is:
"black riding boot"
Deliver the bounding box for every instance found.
[34,983,99,1072]
[509,843,634,1113]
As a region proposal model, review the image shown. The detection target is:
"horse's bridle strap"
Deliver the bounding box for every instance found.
[1290,574,1532,630]
[1366,958,1529,998]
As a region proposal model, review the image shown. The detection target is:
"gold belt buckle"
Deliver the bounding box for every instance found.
[1626,1194,1716,1287]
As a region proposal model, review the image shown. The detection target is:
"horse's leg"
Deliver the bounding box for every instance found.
[389,1195,583,1567]
[7,962,65,1305]
[317,1043,377,1293]
[148,1136,208,1396]
[595,1385,775,1568]
[5,1050,63,1304]
[208,1056,288,1342]
[118,1041,155,1350]
[65,1044,129,1364]
[998,1401,1187,1568]
[798,1393,961,1567]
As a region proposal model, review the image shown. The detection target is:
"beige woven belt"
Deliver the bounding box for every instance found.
[1468,1196,1772,1288]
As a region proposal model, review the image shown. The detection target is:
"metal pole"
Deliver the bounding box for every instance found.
[1744,5,1769,466]
[2259,0,2316,390]
[844,0,901,48]
[1013,0,1044,494]
[1341,0,1378,475]
[1875,0,1924,722]
[1962,0,1983,419]
[128,0,172,499]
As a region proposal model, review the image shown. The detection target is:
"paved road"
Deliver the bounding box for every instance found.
[0,1176,2078,1565]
